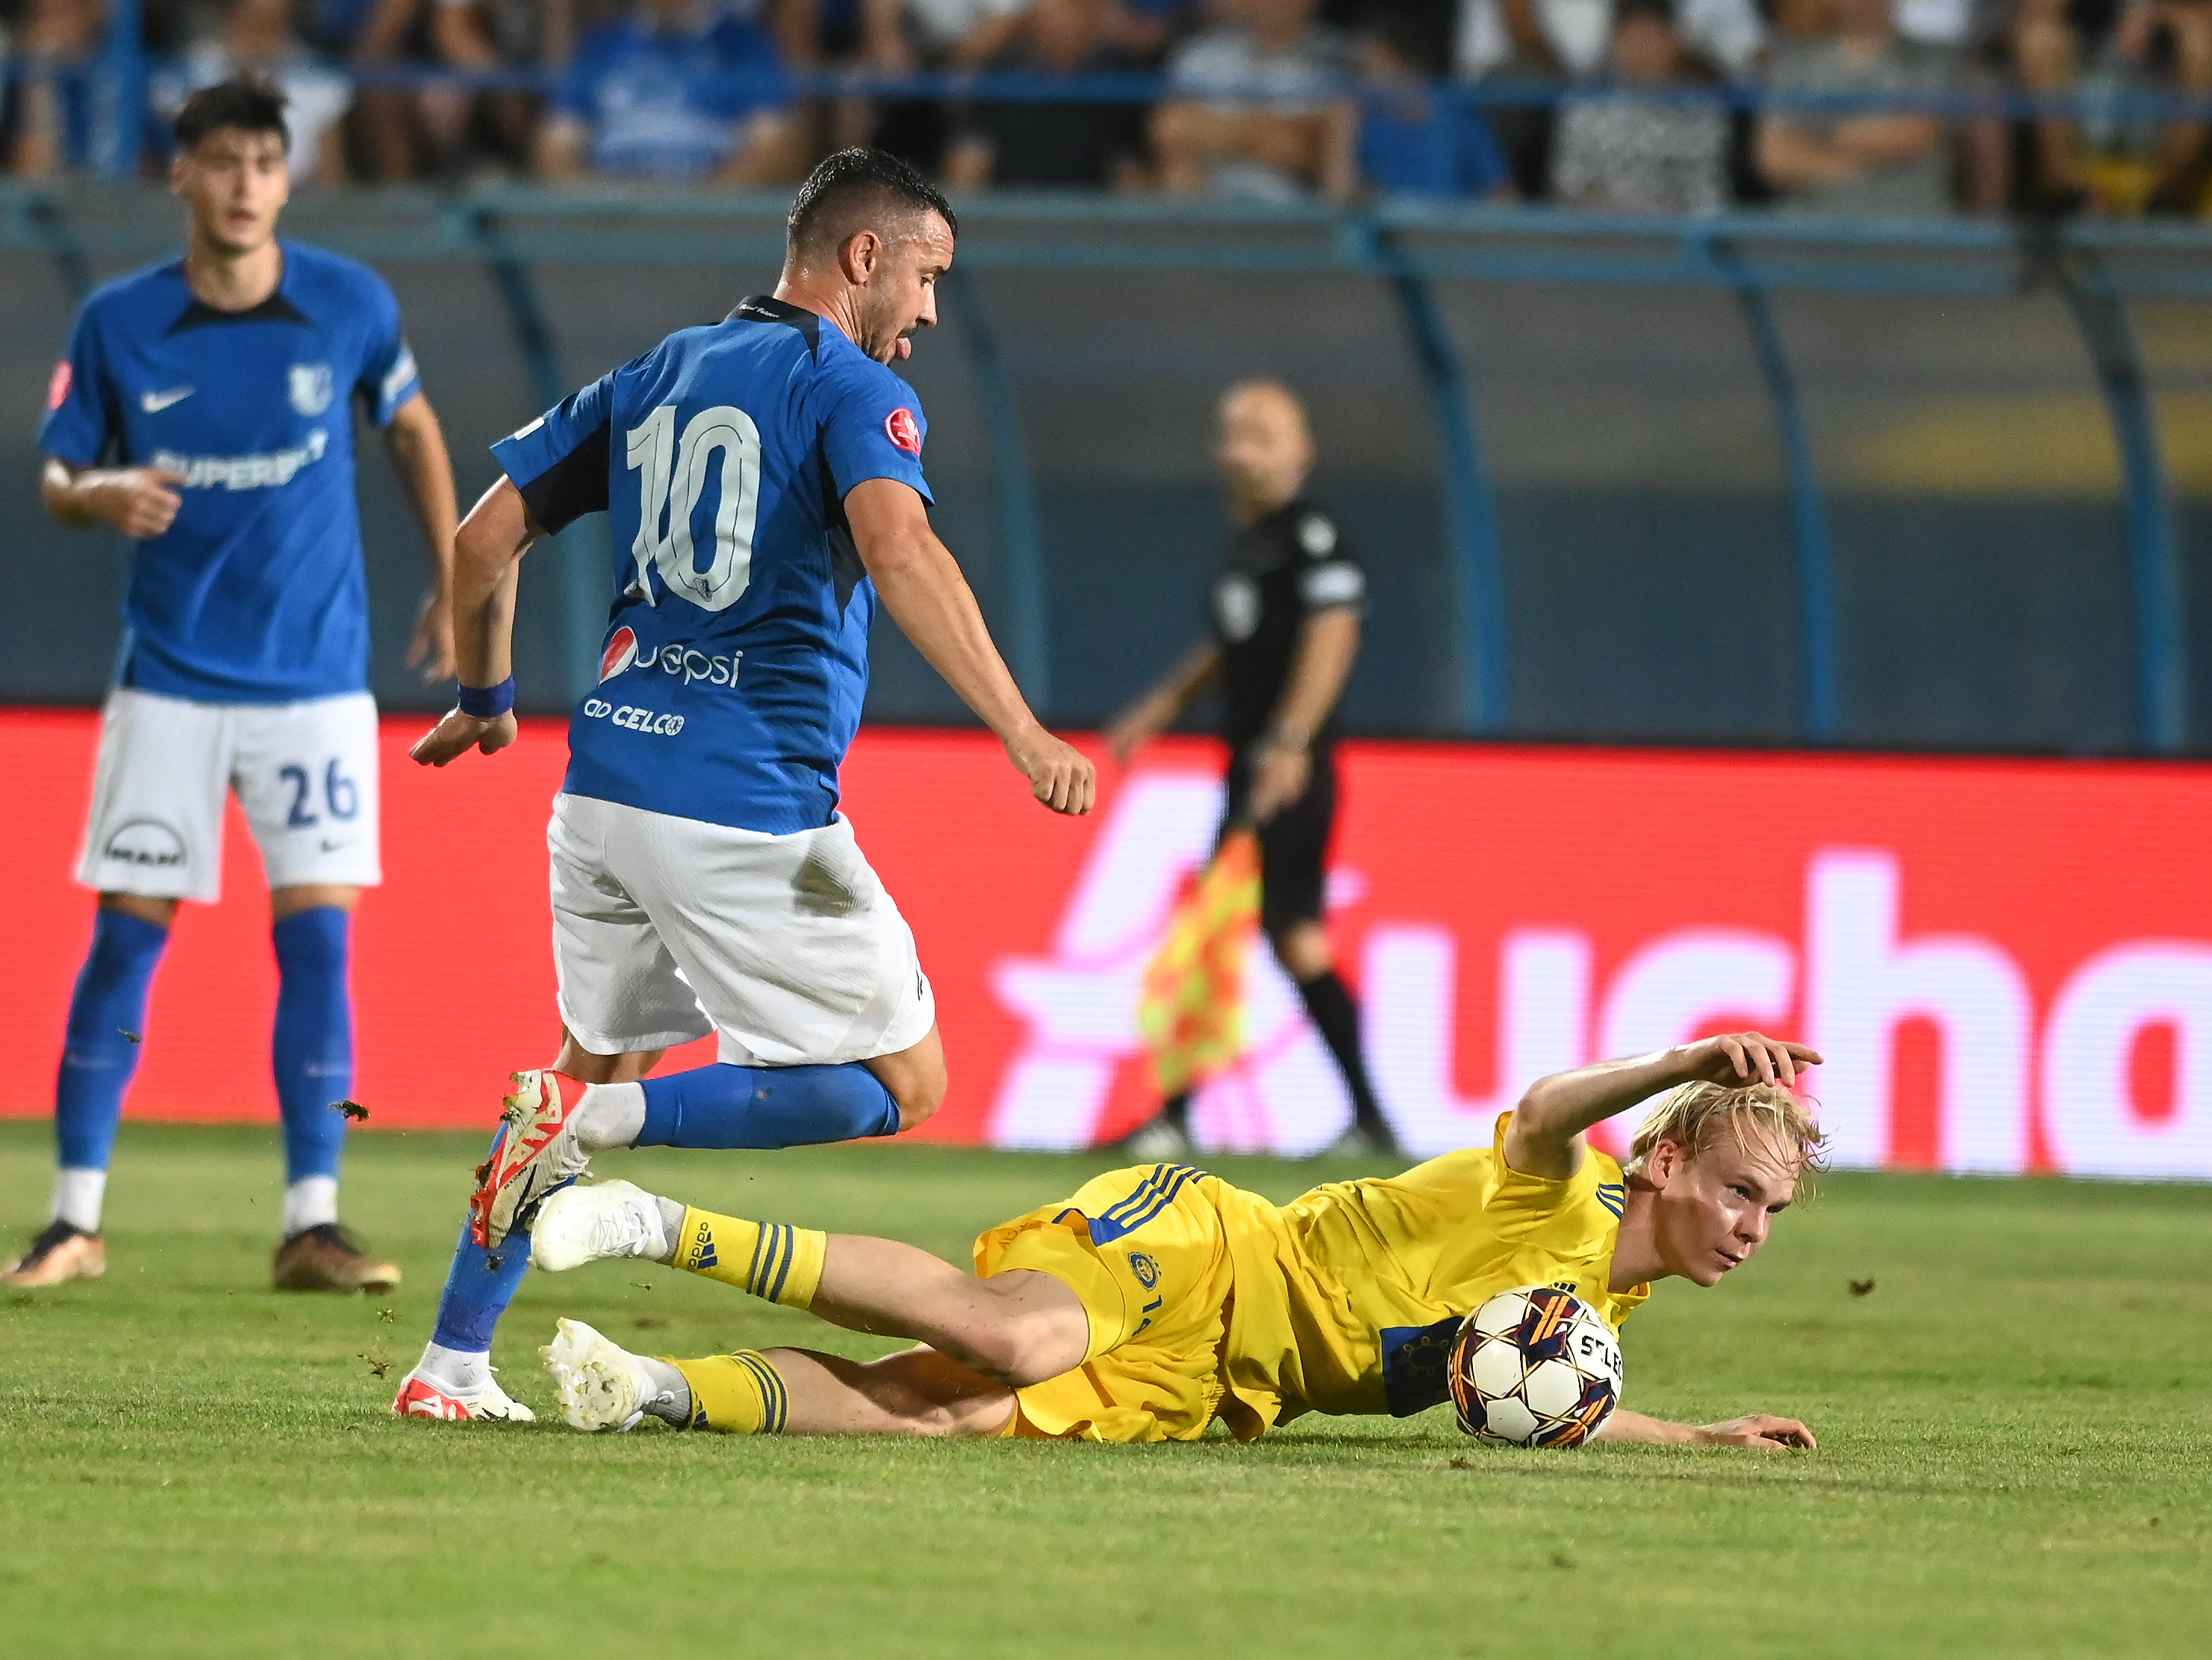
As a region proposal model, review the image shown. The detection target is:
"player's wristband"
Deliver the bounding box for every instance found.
[456,677,515,719]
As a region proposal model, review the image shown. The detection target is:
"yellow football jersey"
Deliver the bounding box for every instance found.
[1218,1116,1647,1434]
[976,1113,1648,1443]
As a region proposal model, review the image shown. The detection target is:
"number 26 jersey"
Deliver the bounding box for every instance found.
[491,295,932,836]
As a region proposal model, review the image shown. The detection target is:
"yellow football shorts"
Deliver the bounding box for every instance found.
[973,1162,1238,1443]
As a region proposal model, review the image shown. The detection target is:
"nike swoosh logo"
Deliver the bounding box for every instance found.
[318,838,357,853]
[140,387,194,413]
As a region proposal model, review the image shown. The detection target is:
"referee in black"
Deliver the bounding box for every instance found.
[1107,379,1396,1158]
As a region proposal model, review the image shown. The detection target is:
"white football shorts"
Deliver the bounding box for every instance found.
[75,688,382,904]
[547,792,936,1067]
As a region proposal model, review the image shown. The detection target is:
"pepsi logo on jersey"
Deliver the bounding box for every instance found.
[597,625,740,688]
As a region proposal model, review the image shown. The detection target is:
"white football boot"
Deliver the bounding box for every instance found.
[391,1367,536,1423]
[529,1180,671,1275]
[541,1318,656,1432]
[1117,1116,1192,1162]
[470,1069,593,1248]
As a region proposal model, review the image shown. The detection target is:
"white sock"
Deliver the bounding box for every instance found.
[283,1175,339,1236]
[575,1081,647,1151]
[417,1340,491,1396]
[638,1357,692,1426]
[51,1168,107,1233]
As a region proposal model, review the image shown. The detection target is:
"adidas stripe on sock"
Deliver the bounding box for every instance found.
[671,1207,825,1310]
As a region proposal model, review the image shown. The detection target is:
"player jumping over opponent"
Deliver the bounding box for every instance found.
[530,1033,1822,1449]
[7,81,458,1293]
[391,149,1094,1421]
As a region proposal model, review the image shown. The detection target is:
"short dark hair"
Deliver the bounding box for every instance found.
[786,147,956,267]
[173,79,290,154]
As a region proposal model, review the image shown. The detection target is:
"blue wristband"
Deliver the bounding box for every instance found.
[456,677,515,719]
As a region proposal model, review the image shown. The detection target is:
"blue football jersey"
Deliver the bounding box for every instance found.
[491,295,932,836]
[39,242,421,704]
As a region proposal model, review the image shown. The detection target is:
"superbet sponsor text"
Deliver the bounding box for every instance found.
[6,713,2208,1182]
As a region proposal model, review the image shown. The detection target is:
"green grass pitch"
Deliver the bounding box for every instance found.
[1,1121,2205,1660]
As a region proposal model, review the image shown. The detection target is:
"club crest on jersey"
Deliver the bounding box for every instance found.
[600,626,640,683]
[288,361,335,417]
[885,407,923,456]
[1128,1252,1162,1289]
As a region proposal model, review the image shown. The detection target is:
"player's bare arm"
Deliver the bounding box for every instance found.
[1105,636,1221,766]
[1504,1032,1822,1181]
[1596,1409,1817,1450]
[381,394,461,683]
[40,459,187,541]
[845,476,1094,815]
[1248,606,1359,822]
[408,476,534,766]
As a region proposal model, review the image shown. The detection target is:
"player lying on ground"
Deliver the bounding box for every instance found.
[531,1033,1824,1447]
[387,148,1094,1421]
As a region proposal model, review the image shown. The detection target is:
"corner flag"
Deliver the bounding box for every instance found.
[1138,829,1262,1097]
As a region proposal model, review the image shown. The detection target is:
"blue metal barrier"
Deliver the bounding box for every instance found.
[5,183,2207,750]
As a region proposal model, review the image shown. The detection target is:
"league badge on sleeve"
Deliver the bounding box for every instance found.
[289,362,335,417]
[885,407,923,456]
[49,361,72,411]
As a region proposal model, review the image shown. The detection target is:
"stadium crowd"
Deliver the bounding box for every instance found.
[2,0,2208,212]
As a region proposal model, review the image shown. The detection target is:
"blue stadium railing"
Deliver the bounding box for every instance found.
[9,16,2212,747]
[6,184,2208,750]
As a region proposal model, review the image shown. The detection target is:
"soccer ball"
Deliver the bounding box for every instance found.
[1448,1285,1623,1448]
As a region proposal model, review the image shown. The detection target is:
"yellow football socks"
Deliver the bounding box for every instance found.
[671,1206,826,1310]
[668,1351,789,1434]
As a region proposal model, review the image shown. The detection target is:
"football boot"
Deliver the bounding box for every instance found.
[470,1069,591,1248]
[2,1221,106,1288]
[272,1223,401,1293]
[391,1368,535,1423]
[540,1319,654,1432]
[528,1181,670,1275]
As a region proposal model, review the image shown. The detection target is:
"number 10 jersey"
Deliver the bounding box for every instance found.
[490,295,933,835]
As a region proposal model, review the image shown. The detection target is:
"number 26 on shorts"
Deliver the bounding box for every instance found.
[280,759,360,829]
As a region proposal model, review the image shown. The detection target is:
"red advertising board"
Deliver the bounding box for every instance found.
[4,709,2208,1180]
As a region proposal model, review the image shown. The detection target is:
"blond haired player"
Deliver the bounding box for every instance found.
[526,1033,1824,1448]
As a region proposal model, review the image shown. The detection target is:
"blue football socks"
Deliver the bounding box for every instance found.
[417,1061,900,1373]
[429,1204,535,1352]
[638,1061,902,1148]
[54,908,170,1177]
[271,907,354,1185]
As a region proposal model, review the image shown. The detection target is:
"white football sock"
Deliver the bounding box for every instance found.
[51,1167,107,1234]
[417,1340,491,1396]
[283,1175,339,1236]
[638,1357,692,1426]
[575,1081,647,1151]
[655,1195,685,1263]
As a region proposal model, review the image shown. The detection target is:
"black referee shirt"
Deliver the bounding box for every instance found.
[1209,498,1368,756]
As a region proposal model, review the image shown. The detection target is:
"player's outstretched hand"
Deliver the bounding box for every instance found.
[1006,727,1096,815]
[410,709,518,768]
[1682,1031,1822,1090]
[1693,1415,1816,1451]
[87,468,186,541]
